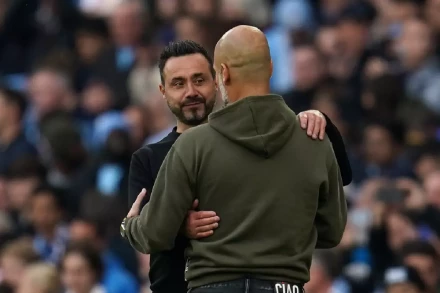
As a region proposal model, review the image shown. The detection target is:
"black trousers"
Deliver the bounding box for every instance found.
[189,278,305,293]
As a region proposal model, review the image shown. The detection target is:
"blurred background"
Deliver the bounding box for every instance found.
[0,0,440,293]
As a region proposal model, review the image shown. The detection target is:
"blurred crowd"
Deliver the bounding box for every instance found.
[0,0,440,293]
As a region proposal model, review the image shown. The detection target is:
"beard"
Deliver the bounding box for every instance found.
[217,74,229,106]
[167,95,216,126]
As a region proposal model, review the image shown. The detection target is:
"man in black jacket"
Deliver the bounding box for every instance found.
[127,40,352,293]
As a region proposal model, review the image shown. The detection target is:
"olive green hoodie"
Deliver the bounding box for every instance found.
[125,94,347,288]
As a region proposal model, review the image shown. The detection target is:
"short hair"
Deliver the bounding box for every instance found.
[32,184,65,211]
[1,238,40,264]
[364,120,406,145]
[72,216,108,240]
[401,240,438,261]
[4,156,47,180]
[63,241,104,280]
[292,42,325,61]
[158,40,215,85]
[0,86,27,120]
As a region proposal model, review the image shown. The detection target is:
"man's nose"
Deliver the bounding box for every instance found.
[186,83,198,96]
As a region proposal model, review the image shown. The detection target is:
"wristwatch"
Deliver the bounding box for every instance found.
[120,217,128,239]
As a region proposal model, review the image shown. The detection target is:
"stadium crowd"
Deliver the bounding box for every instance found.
[0,0,440,292]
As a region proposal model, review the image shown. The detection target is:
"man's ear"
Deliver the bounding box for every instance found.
[221,63,230,85]
[159,84,166,99]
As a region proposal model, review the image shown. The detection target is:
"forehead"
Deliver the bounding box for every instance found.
[163,53,211,80]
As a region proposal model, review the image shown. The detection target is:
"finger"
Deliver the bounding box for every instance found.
[134,188,147,206]
[312,117,321,140]
[195,230,214,239]
[299,113,307,129]
[193,216,220,226]
[306,115,315,137]
[191,199,199,210]
[319,116,326,140]
[196,222,219,233]
[195,211,217,219]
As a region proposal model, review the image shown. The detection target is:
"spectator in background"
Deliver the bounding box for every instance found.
[265,0,315,93]
[0,238,40,292]
[385,0,421,40]
[81,81,114,117]
[73,16,109,92]
[38,113,90,211]
[61,242,106,293]
[0,0,80,75]
[0,87,36,175]
[69,217,138,293]
[92,0,147,109]
[401,240,440,293]
[29,185,69,264]
[283,43,326,113]
[397,18,440,113]
[3,157,46,238]
[361,74,403,123]
[25,67,77,146]
[351,121,414,184]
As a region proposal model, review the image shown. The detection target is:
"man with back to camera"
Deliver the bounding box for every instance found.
[123,35,350,293]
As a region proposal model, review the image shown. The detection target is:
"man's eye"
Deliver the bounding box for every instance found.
[173,82,183,87]
[195,78,204,84]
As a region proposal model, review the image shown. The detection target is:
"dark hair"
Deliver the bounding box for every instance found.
[72,216,108,240]
[63,241,104,281]
[389,0,424,5]
[76,15,109,38]
[0,86,27,120]
[292,41,325,61]
[158,40,215,85]
[338,1,376,25]
[401,240,439,261]
[364,120,406,145]
[32,184,65,210]
[4,156,47,180]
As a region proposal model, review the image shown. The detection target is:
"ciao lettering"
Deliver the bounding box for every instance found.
[274,282,302,293]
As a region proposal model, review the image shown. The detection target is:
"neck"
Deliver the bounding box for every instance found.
[228,82,271,103]
[0,123,20,146]
[40,226,57,241]
[176,121,191,133]
[176,119,207,133]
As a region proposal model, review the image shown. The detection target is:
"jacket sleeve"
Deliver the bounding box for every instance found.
[128,149,154,208]
[315,146,348,249]
[124,146,195,254]
[322,113,352,186]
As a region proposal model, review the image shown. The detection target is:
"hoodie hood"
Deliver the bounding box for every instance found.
[208,95,296,158]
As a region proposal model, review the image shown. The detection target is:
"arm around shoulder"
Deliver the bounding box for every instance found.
[315,146,348,249]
